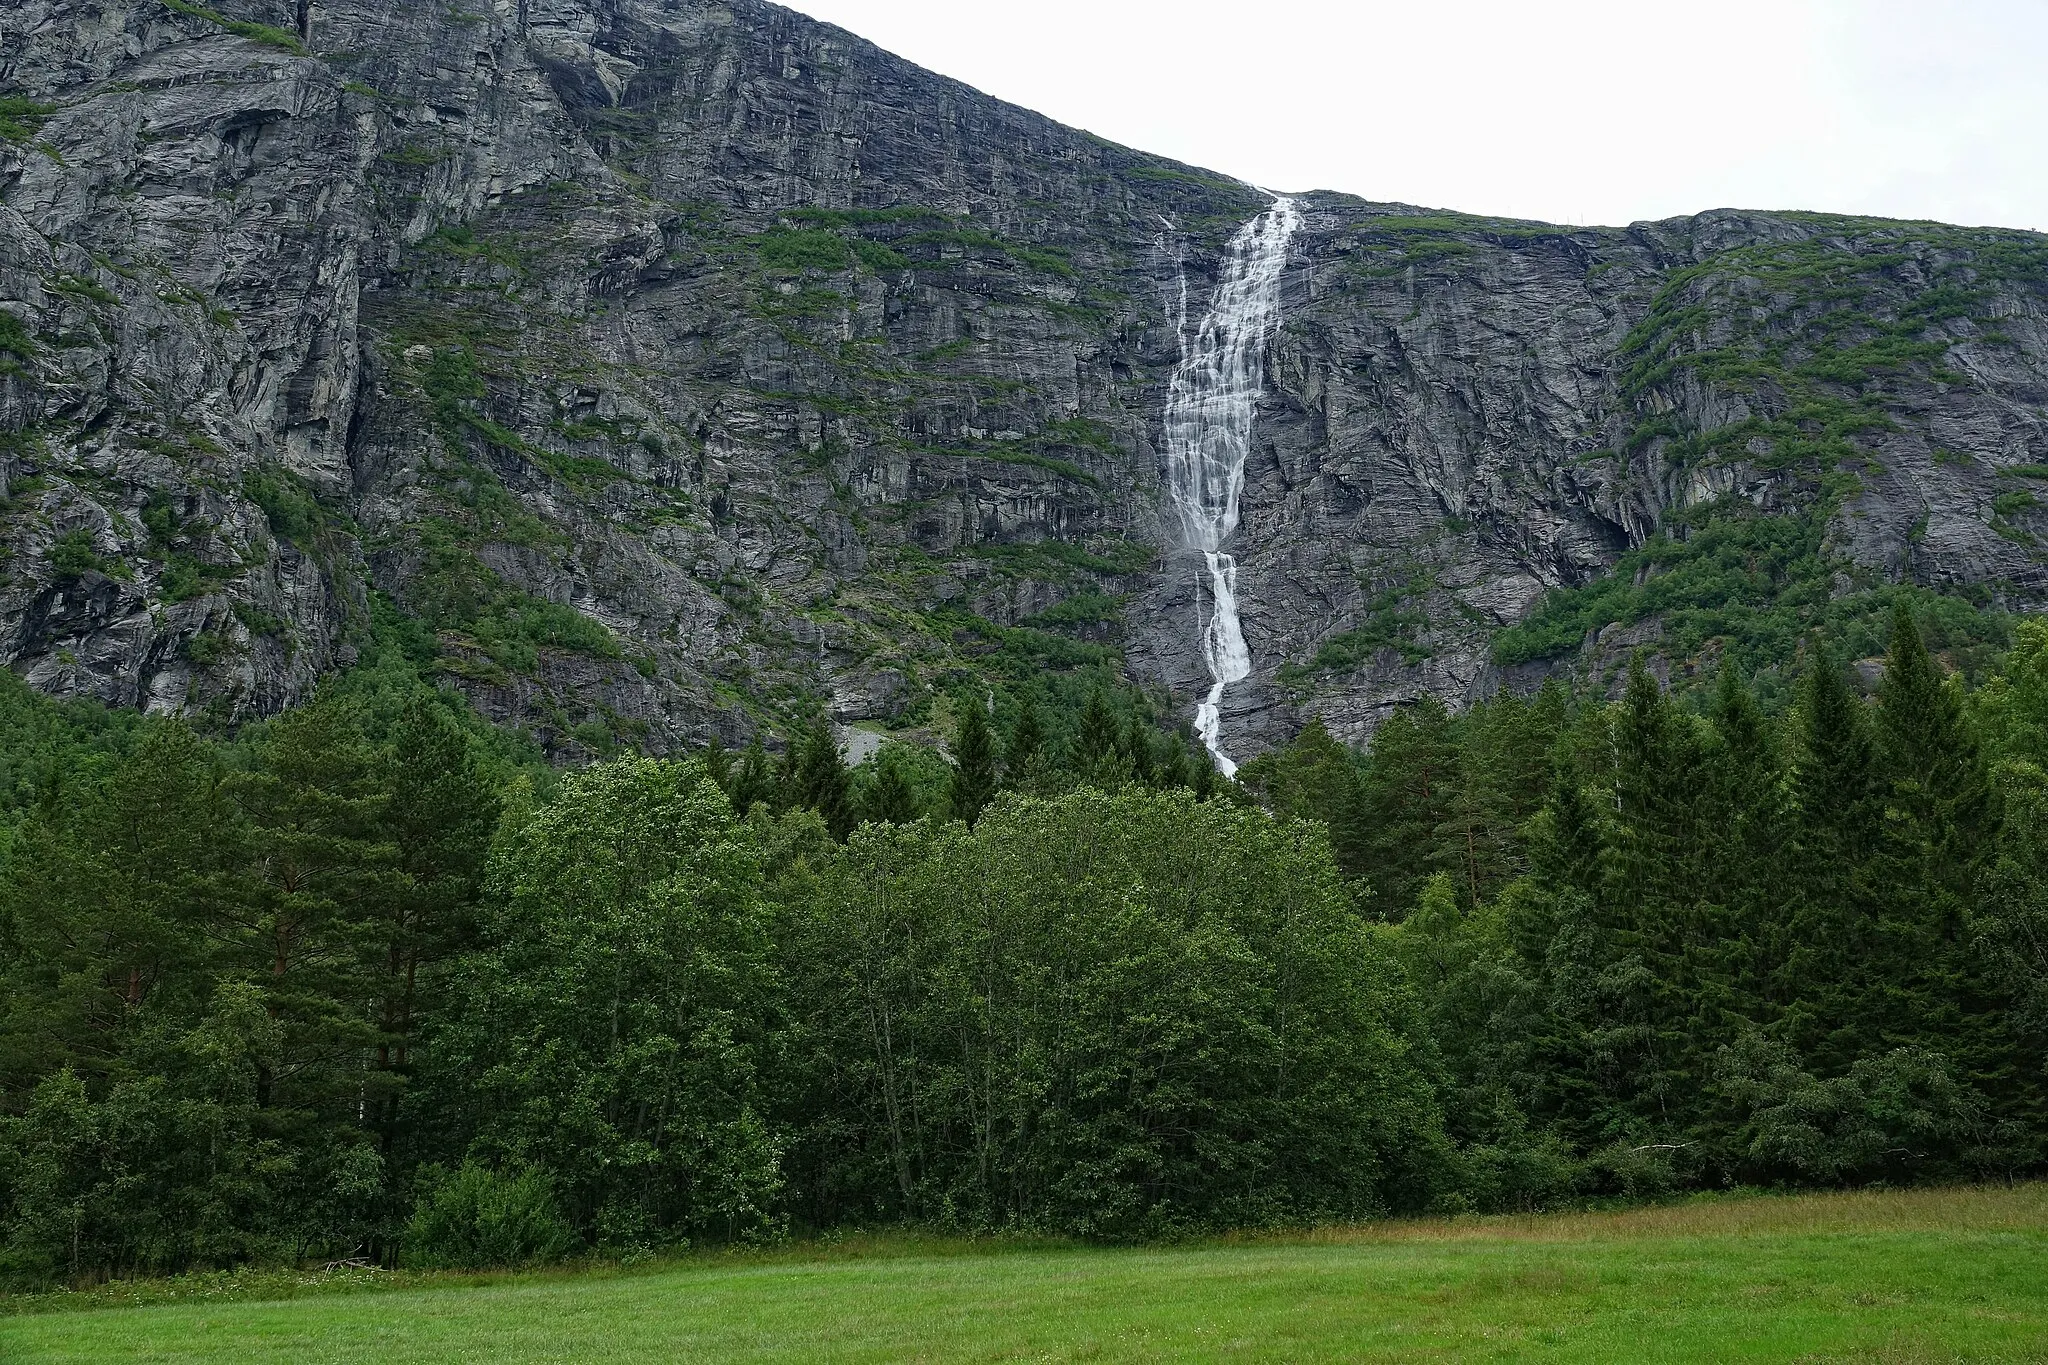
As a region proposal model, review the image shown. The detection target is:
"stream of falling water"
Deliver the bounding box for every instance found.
[1162,196,1299,777]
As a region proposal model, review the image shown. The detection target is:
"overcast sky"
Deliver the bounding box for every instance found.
[782,0,2048,232]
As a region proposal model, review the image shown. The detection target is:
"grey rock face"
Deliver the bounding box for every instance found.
[4,1,2046,758]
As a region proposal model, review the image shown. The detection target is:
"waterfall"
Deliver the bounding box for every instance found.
[1162,196,1299,777]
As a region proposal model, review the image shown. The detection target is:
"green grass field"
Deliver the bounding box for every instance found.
[5,1186,2047,1363]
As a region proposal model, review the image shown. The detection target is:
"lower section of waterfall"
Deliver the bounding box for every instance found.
[1161,196,1299,778]
[1194,550,1250,767]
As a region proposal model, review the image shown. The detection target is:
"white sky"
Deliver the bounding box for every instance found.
[782,0,2048,232]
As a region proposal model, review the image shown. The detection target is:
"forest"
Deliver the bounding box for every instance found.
[1,603,2045,1284]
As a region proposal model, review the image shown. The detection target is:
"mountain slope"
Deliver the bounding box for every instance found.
[3,0,2046,756]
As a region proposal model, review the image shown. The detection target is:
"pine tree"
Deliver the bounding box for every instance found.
[701,736,733,795]
[1243,717,1366,874]
[860,749,923,826]
[1123,715,1156,786]
[1075,689,1124,787]
[1156,733,1194,792]
[375,697,498,1117]
[1870,602,2010,1090]
[1700,665,1785,1027]
[794,723,853,839]
[1359,697,1458,912]
[1006,696,1046,789]
[773,734,801,814]
[947,701,1000,826]
[1779,646,1885,1070]
[729,735,776,815]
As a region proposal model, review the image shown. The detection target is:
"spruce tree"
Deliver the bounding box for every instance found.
[1701,665,1785,1033]
[729,735,776,815]
[1529,751,1604,897]
[1871,602,2009,1090]
[1780,646,1884,1070]
[1609,655,1703,920]
[1006,696,1046,789]
[1359,697,1459,913]
[773,735,801,814]
[1123,715,1156,786]
[1189,743,1219,801]
[1440,691,1559,903]
[794,723,853,840]
[378,698,498,1089]
[860,748,922,826]
[1244,717,1367,875]
[1877,601,1992,883]
[1075,689,1124,787]
[1156,733,1194,792]
[1602,656,1712,1131]
[701,736,733,794]
[226,700,393,1115]
[947,701,1000,826]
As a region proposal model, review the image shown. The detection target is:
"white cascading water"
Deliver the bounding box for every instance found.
[1162,196,1299,777]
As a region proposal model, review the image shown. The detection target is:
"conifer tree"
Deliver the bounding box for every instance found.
[1599,657,1710,1126]
[729,735,776,815]
[1075,689,1124,787]
[377,698,498,1099]
[1700,665,1785,1032]
[1123,715,1156,786]
[1156,733,1194,792]
[1779,647,1885,1070]
[773,734,801,814]
[1189,743,1219,801]
[794,723,853,839]
[1005,696,1045,789]
[1870,602,2010,1089]
[1608,655,1704,921]
[1877,601,1992,886]
[861,748,923,826]
[1529,751,1604,896]
[1244,717,1366,875]
[224,701,393,1117]
[701,736,733,795]
[1439,689,1565,903]
[1358,697,1458,911]
[947,701,1000,826]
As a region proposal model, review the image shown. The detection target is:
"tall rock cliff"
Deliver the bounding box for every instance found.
[5,0,2047,756]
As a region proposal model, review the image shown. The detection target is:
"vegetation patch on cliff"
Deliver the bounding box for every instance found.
[1490,500,2011,683]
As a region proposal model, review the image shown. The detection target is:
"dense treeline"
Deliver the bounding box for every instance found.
[1245,606,2048,1198]
[2,607,2045,1282]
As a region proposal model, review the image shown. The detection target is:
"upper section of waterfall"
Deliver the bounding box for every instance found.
[1163,198,1302,555]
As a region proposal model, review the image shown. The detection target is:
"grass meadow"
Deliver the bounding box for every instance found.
[4,1185,2046,1363]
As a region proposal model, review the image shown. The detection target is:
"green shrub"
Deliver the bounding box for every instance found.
[402,1164,576,1269]
[162,0,307,54]
[48,530,100,579]
[0,312,36,371]
[243,467,322,545]
[1488,501,2010,682]
[185,632,227,666]
[160,556,205,603]
[754,229,851,273]
[0,97,56,146]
